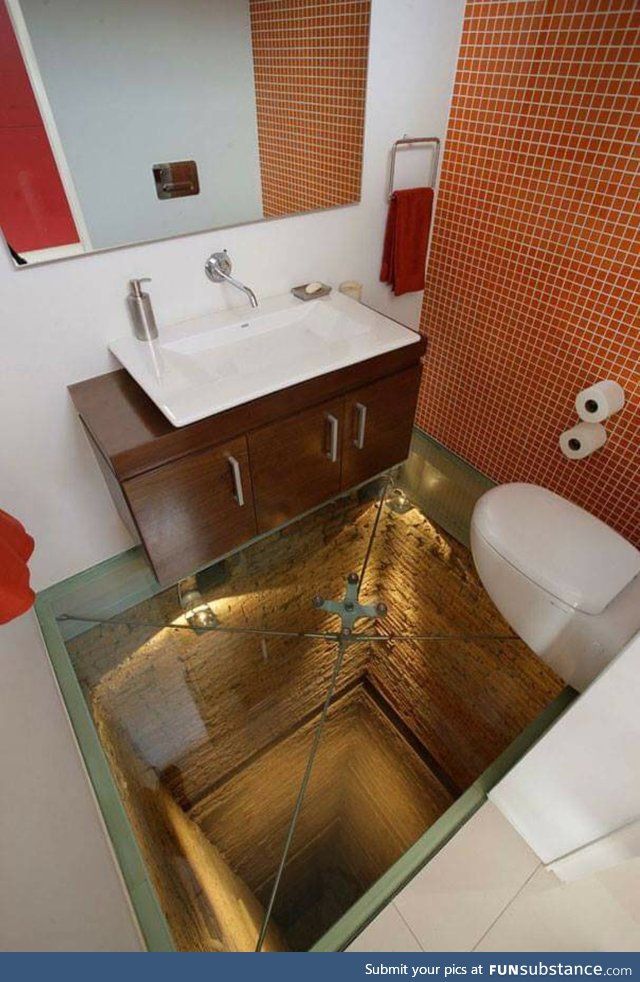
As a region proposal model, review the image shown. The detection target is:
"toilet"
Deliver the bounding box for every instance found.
[470,483,640,691]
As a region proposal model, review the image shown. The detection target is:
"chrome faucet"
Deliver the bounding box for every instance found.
[204,250,258,308]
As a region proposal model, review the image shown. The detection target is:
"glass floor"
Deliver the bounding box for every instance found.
[36,469,569,952]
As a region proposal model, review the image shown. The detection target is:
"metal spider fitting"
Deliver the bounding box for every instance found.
[312,571,387,638]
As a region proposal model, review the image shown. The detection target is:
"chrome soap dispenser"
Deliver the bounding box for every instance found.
[127,277,159,341]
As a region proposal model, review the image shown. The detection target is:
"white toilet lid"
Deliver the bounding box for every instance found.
[473,483,640,615]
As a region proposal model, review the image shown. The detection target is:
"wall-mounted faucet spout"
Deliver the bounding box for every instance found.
[204,250,259,308]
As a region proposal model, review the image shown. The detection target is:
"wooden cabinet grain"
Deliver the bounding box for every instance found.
[123,437,256,584]
[341,366,421,491]
[249,397,344,534]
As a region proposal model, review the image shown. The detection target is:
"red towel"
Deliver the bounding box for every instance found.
[0,509,35,624]
[380,187,434,296]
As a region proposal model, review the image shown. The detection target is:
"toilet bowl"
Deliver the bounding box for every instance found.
[470,483,640,691]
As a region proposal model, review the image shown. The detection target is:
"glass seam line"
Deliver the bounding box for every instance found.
[356,473,392,600]
[255,638,347,952]
[55,615,517,644]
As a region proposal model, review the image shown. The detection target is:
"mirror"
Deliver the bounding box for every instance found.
[1,0,371,266]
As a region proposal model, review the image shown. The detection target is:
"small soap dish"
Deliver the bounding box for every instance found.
[291,282,332,302]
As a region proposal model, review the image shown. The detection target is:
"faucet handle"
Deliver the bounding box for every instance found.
[205,251,232,282]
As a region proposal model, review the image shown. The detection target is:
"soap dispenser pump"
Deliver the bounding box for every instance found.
[127,277,159,341]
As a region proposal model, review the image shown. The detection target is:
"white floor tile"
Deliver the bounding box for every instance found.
[476,858,640,952]
[394,802,540,951]
[347,904,422,952]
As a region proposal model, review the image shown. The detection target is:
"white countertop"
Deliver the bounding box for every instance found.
[109,291,420,427]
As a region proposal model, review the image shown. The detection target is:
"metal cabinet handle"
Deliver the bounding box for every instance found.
[227,455,245,507]
[325,413,339,463]
[353,402,367,450]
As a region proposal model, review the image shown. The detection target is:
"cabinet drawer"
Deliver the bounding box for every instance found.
[249,397,344,533]
[123,437,257,584]
[341,366,420,490]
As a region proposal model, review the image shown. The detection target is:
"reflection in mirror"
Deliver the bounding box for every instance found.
[1,0,371,266]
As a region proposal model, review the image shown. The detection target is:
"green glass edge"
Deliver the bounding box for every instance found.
[310,686,576,952]
[411,425,496,490]
[41,547,162,634]
[34,589,175,952]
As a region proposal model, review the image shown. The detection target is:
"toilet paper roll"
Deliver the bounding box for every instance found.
[575,380,625,422]
[559,422,607,460]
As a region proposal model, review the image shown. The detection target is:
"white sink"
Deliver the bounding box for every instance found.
[109,291,420,427]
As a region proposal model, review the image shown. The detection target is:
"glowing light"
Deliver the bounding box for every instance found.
[185,603,219,632]
[385,487,414,514]
[178,575,219,634]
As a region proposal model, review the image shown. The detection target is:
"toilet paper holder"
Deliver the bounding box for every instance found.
[560,380,625,461]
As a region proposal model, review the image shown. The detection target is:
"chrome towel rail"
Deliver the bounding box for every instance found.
[387,136,440,200]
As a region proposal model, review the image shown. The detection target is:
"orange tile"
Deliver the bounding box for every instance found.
[417,0,639,545]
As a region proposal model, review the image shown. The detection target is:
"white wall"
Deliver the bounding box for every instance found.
[0,0,465,951]
[0,0,465,592]
[18,0,263,249]
[490,631,640,866]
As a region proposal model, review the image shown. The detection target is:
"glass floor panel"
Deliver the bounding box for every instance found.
[40,474,566,952]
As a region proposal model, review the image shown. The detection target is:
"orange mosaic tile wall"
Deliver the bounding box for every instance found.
[249,0,370,218]
[417,0,639,545]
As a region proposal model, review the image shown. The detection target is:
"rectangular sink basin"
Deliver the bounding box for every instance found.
[109,291,420,427]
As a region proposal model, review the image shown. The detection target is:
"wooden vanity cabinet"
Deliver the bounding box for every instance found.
[341,366,421,491]
[122,437,256,585]
[249,365,421,533]
[69,334,426,585]
[249,397,345,534]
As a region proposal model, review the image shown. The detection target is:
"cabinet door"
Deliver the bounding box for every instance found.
[249,398,344,533]
[341,366,420,490]
[123,436,257,584]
